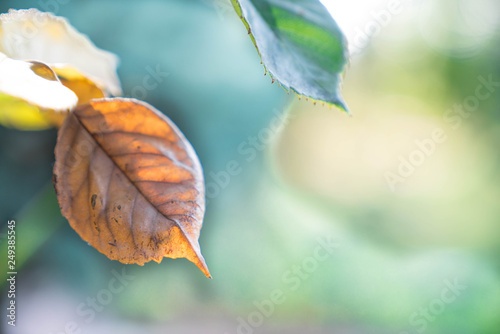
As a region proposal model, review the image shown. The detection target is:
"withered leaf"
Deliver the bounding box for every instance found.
[53,98,210,278]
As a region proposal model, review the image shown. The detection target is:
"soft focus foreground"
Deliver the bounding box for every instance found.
[0,0,499,333]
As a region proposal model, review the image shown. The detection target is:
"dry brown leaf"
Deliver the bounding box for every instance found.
[53,98,210,278]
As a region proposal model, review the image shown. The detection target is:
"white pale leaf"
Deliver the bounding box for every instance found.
[0,52,78,111]
[0,8,122,96]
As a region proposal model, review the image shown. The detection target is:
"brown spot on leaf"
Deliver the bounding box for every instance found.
[91,194,97,210]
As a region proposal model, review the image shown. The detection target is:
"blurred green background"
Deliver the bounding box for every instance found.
[1,0,500,333]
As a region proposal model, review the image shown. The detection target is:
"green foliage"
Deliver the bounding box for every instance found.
[231,0,349,111]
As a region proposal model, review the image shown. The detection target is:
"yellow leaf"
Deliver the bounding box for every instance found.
[55,66,106,104]
[0,93,52,130]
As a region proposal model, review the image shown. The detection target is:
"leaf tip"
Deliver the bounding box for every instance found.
[192,253,212,279]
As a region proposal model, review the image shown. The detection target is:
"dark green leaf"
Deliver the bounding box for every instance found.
[231,0,349,111]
